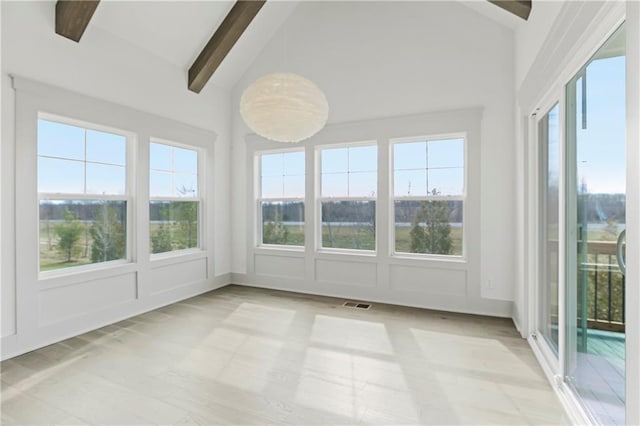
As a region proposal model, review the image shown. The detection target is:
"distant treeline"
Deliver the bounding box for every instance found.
[40,193,625,225]
[40,201,126,222]
[39,200,201,223]
[395,200,463,223]
[149,201,198,221]
[262,202,304,222]
[261,200,463,224]
[579,193,626,223]
[322,201,375,223]
[261,200,377,223]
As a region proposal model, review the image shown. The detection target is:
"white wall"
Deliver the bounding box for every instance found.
[1,1,231,356]
[230,1,517,316]
[514,0,564,89]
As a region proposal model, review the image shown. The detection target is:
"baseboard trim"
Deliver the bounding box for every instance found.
[512,314,525,338]
[230,272,512,319]
[1,274,232,361]
[214,272,232,287]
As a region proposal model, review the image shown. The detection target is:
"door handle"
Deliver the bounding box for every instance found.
[616,229,626,276]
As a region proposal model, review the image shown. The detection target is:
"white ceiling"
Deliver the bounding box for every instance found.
[457,0,525,30]
[91,1,234,70]
[91,0,298,89]
[89,0,520,91]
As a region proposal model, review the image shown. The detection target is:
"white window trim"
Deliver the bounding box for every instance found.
[531,95,564,379]
[256,148,306,250]
[36,113,135,277]
[40,194,129,201]
[149,139,204,258]
[245,107,481,285]
[320,197,377,202]
[316,141,378,254]
[390,132,467,261]
[9,76,218,362]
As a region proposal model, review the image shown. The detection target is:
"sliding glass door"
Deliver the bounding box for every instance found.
[565,24,626,426]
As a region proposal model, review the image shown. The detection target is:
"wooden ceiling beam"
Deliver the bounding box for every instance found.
[55,0,101,42]
[488,0,532,20]
[188,0,266,93]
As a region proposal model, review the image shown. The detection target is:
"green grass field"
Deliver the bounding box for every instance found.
[322,224,375,250]
[395,226,463,255]
[262,223,464,255]
[39,222,196,271]
[39,222,94,271]
[260,226,615,257]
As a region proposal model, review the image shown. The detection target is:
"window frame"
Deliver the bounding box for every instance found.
[390,132,467,260]
[36,112,135,276]
[256,147,306,250]
[148,137,204,258]
[316,140,378,254]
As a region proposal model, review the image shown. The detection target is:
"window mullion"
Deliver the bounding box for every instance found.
[39,193,128,201]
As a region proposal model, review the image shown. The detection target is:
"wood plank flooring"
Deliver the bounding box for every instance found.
[1,285,569,425]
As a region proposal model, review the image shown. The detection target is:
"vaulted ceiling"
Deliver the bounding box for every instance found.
[69,0,298,89]
[54,0,530,92]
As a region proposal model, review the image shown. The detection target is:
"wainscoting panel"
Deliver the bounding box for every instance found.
[254,254,306,279]
[389,264,467,296]
[315,259,377,287]
[150,257,208,295]
[39,272,137,325]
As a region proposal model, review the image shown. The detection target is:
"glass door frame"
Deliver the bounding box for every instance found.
[626,4,640,424]
[564,24,629,402]
[532,93,567,379]
[524,6,630,424]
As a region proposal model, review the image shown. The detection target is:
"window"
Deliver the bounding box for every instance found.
[392,137,464,256]
[319,144,377,251]
[149,141,200,254]
[37,117,128,272]
[258,151,305,247]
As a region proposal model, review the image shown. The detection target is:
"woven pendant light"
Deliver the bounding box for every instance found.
[240,73,329,143]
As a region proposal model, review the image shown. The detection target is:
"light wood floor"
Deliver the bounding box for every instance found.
[1,285,569,425]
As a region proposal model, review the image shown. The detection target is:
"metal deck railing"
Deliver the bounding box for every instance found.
[579,240,625,333]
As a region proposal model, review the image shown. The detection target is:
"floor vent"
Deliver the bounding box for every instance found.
[342,301,371,310]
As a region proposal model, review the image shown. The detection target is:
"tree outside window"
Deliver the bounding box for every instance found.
[37,118,128,272]
[393,137,465,256]
[149,141,200,255]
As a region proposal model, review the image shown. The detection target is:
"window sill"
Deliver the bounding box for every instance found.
[316,248,377,259]
[390,253,468,266]
[254,245,305,256]
[38,260,136,289]
[149,249,206,267]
